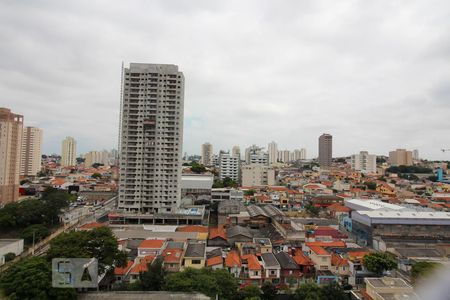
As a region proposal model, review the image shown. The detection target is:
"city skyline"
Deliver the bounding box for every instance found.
[1,1,450,160]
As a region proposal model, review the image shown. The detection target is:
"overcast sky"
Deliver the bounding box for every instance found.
[1,0,449,160]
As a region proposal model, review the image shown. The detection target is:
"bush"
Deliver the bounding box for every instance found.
[4,252,16,262]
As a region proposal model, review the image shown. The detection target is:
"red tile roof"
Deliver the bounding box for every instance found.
[130,256,155,274]
[242,254,262,270]
[305,241,346,248]
[326,203,351,213]
[114,261,134,276]
[293,252,314,266]
[309,246,329,256]
[79,222,105,230]
[331,253,349,267]
[225,250,241,268]
[138,239,165,249]
[176,225,208,233]
[161,248,183,263]
[207,256,223,267]
[209,226,227,240]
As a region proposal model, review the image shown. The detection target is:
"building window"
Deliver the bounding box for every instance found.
[192,260,201,264]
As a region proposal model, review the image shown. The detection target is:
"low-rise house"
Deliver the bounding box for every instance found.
[206,255,223,270]
[364,277,418,300]
[208,226,228,247]
[241,254,263,286]
[182,243,206,269]
[292,250,315,279]
[227,225,253,246]
[261,253,281,285]
[331,253,350,277]
[137,239,166,257]
[129,256,155,282]
[161,247,184,273]
[225,250,242,278]
[253,238,272,253]
[114,261,134,283]
[274,251,302,288]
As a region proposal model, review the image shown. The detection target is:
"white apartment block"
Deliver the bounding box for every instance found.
[61,136,77,167]
[351,151,376,174]
[20,126,43,176]
[278,150,291,163]
[232,145,241,160]
[201,143,213,166]
[85,150,110,167]
[292,148,307,161]
[118,63,184,213]
[219,152,240,182]
[241,164,276,186]
[268,141,278,164]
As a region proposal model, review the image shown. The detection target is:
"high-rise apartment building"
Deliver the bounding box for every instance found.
[351,151,376,173]
[318,133,332,167]
[85,150,109,167]
[20,126,43,176]
[413,149,419,161]
[389,149,413,166]
[268,141,278,164]
[201,143,213,166]
[118,63,184,213]
[219,151,240,182]
[61,136,77,167]
[292,148,307,161]
[232,145,241,160]
[245,145,268,165]
[0,108,23,204]
[241,164,276,186]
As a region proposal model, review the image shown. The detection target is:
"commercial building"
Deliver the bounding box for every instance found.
[241,164,276,186]
[200,143,213,166]
[219,151,240,182]
[118,63,184,213]
[0,108,23,204]
[318,133,332,168]
[268,141,278,164]
[20,126,43,176]
[389,149,412,166]
[351,151,376,174]
[61,136,77,167]
[181,174,213,204]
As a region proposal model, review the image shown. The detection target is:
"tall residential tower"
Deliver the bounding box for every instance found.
[0,108,23,204]
[118,63,184,213]
[318,133,332,168]
[20,126,43,176]
[61,136,77,167]
[201,143,213,166]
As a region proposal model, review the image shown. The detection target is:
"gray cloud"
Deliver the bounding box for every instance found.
[1,0,449,160]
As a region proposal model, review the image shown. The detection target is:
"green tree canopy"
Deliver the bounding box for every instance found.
[364,181,377,190]
[261,281,278,300]
[305,204,320,217]
[47,227,126,274]
[91,172,102,179]
[165,268,239,300]
[139,257,165,291]
[0,257,76,300]
[3,252,16,262]
[294,282,323,300]
[411,261,441,283]
[363,252,397,275]
[20,224,50,245]
[239,285,261,299]
[244,189,256,196]
[190,162,207,174]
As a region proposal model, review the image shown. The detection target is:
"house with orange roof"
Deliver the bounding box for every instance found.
[208,226,228,247]
[176,225,208,233]
[331,253,350,277]
[114,261,134,283]
[241,254,262,286]
[137,239,166,257]
[161,247,184,273]
[206,255,223,270]
[129,255,155,282]
[291,249,314,278]
[326,203,351,218]
[376,182,396,196]
[225,250,242,278]
[307,246,331,271]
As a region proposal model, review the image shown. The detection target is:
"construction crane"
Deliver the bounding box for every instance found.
[442,149,450,152]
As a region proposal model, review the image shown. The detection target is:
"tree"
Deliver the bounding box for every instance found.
[139,257,165,291]
[244,189,256,196]
[294,282,322,300]
[91,163,104,169]
[261,281,278,300]
[4,252,16,262]
[320,283,347,300]
[92,172,102,179]
[305,204,319,217]
[364,182,377,190]
[190,162,207,174]
[363,253,397,275]
[0,257,76,300]
[21,224,50,245]
[223,177,238,188]
[165,268,239,300]
[47,227,126,274]
[411,261,441,283]
[239,285,261,299]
